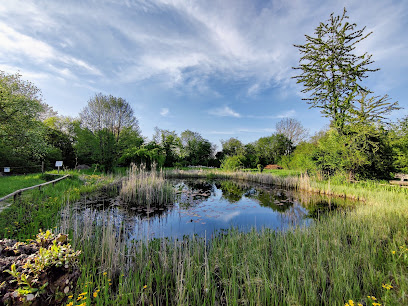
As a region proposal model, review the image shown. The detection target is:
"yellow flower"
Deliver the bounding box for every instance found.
[382,283,393,290]
[103,272,107,276]
[358,304,363,306]
[78,303,87,306]
[372,303,381,306]
[93,291,98,298]
[77,296,83,301]
[345,303,350,306]
[392,250,396,254]
[143,285,148,289]
[66,302,73,306]
[348,300,354,306]
[79,292,87,296]
[68,295,73,299]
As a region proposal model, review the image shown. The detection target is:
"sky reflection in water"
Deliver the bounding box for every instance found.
[74,179,354,240]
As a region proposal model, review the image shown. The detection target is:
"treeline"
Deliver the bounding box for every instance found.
[1,69,407,179]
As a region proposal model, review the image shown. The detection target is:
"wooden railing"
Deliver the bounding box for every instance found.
[0,174,70,202]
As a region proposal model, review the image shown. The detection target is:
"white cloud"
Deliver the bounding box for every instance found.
[207,128,274,135]
[208,106,241,118]
[275,110,296,119]
[160,108,169,117]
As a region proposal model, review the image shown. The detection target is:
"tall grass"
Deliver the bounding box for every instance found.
[60,180,408,305]
[4,168,408,304]
[0,171,117,240]
[120,164,175,206]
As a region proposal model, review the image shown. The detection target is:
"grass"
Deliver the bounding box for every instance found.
[120,164,175,206]
[3,168,408,305]
[0,173,46,198]
[0,170,117,240]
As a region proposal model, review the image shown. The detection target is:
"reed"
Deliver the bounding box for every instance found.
[60,182,408,305]
[120,164,175,207]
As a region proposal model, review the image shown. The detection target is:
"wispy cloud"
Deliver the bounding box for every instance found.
[160,108,169,117]
[275,109,296,118]
[208,106,241,118]
[207,128,274,135]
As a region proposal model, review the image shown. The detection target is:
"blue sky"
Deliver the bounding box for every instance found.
[1,0,407,149]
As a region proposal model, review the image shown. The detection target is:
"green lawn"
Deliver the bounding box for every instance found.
[0,173,46,198]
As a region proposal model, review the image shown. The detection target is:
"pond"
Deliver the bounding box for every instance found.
[67,179,355,240]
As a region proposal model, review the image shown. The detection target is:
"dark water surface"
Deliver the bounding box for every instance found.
[73,179,355,240]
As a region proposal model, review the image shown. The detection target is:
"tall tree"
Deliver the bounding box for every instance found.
[275,118,309,145]
[293,8,378,133]
[0,71,50,170]
[349,89,399,125]
[152,127,180,167]
[79,93,140,142]
[180,130,213,166]
[220,138,244,157]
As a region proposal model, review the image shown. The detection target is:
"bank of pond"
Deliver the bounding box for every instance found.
[1,170,407,305]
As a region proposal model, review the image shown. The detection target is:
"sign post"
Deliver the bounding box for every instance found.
[4,167,10,173]
[55,161,63,173]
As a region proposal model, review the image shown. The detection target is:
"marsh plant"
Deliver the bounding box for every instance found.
[120,164,175,206]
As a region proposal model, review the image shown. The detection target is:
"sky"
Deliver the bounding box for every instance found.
[1,0,407,149]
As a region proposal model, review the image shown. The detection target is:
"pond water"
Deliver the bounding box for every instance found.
[69,179,355,240]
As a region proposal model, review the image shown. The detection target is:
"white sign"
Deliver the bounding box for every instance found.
[4,167,10,173]
[55,161,63,167]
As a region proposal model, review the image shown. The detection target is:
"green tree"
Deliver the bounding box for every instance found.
[293,8,378,133]
[220,138,244,157]
[255,134,293,165]
[0,71,50,171]
[180,130,214,166]
[79,93,140,142]
[390,116,408,173]
[152,128,180,167]
[349,89,399,125]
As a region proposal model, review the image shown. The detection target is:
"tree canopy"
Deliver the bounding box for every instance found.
[293,8,378,133]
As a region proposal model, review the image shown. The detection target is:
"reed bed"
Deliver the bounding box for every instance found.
[59,181,408,305]
[120,164,175,206]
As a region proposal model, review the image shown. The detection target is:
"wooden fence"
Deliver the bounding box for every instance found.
[0,174,70,202]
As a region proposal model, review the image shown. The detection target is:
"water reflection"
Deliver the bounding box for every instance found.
[69,179,355,240]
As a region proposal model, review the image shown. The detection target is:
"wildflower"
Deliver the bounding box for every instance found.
[382,283,393,290]
[77,296,83,301]
[93,291,98,298]
[358,304,363,306]
[372,303,381,306]
[143,285,148,289]
[78,303,87,306]
[66,302,73,306]
[68,295,73,299]
[79,292,87,296]
[103,272,107,276]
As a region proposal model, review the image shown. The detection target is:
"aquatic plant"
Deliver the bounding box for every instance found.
[120,164,175,206]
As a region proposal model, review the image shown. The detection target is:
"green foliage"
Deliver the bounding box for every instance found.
[288,142,318,173]
[255,134,293,165]
[220,138,244,157]
[119,143,165,169]
[221,155,244,171]
[293,8,378,133]
[313,125,393,179]
[390,116,408,173]
[180,130,214,166]
[0,71,50,171]
[5,230,80,301]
